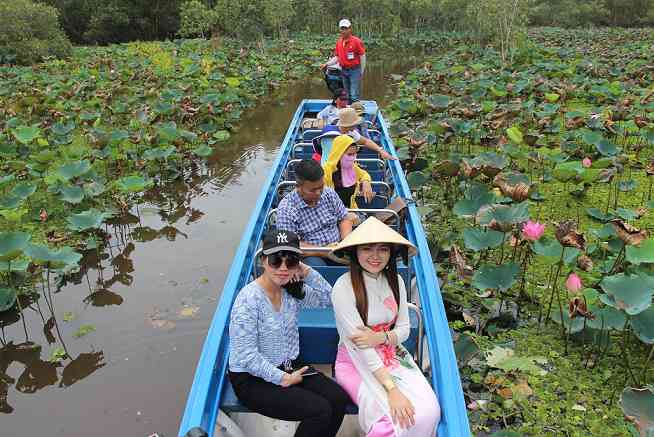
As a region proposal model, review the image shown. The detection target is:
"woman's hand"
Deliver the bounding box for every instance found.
[288,262,310,283]
[379,149,398,161]
[349,326,385,349]
[361,181,374,203]
[281,366,309,387]
[388,387,416,429]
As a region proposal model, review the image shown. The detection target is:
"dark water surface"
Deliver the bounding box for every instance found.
[0,54,420,437]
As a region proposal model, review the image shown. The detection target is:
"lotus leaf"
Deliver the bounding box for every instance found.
[213,130,231,142]
[116,175,154,193]
[12,125,41,144]
[225,77,240,87]
[582,130,603,146]
[51,122,76,136]
[490,432,521,437]
[626,239,654,265]
[193,145,213,157]
[620,386,654,436]
[586,305,626,331]
[0,232,31,261]
[453,185,495,218]
[485,345,546,376]
[9,182,36,201]
[600,273,654,315]
[156,122,180,142]
[24,244,82,268]
[476,202,529,232]
[66,209,113,231]
[59,185,85,204]
[506,126,523,144]
[143,145,176,160]
[407,171,428,189]
[0,194,23,209]
[0,287,17,312]
[618,180,637,192]
[57,160,91,181]
[472,263,520,292]
[0,175,15,188]
[463,227,505,251]
[596,139,618,156]
[427,94,450,110]
[0,259,29,272]
[532,237,580,265]
[631,306,654,344]
[550,310,585,334]
[586,208,615,222]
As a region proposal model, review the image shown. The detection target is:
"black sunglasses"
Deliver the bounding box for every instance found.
[268,251,300,269]
[340,26,350,30]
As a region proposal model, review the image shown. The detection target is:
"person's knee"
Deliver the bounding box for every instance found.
[309,397,332,420]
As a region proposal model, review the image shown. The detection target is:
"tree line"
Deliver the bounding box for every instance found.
[1,0,653,65]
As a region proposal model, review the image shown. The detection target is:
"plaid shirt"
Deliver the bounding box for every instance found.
[276,188,348,246]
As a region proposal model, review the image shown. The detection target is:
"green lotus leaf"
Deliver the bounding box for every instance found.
[427,94,450,110]
[582,130,603,146]
[453,186,495,218]
[463,227,505,251]
[0,194,23,209]
[59,185,85,204]
[586,304,626,331]
[213,130,231,142]
[143,145,176,161]
[12,125,41,145]
[490,432,521,437]
[407,171,428,190]
[23,243,80,267]
[586,207,615,222]
[590,223,617,239]
[532,237,580,265]
[57,160,91,181]
[0,287,17,312]
[506,126,524,144]
[616,208,638,221]
[476,202,529,229]
[0,175,15,188]
[109,129,130,144]
[83,181,107,197]
[600,273,654,315]
[550,310,585,334]
[626,239,654,265]
[0,232,31,261]
[32,149,58,164]
[553,161,582,182]
[66,208,113,231]
[545,93,560,103]
[225,77,240,88]
[631,306,654,344]
[9,182,36,200]
[596,139,618,156]
[0,258,29,272]
[618,180,637,192]
[51,122,76,137]
[115,175,154,193]
[620,386,654,436]
[156,122,180,142]
[472,262,520,292]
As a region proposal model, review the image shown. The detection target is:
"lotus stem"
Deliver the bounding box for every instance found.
[45,266,69,357]
[9,261,30,342]
[544,248,565,326]
[538,264,555,324]
[641,344,654,385]
[619,318,639,386]
[608,245,625,275]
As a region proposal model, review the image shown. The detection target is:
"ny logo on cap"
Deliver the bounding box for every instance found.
[277,232,288,244]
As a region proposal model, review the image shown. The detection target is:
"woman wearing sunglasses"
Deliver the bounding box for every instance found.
[330,217,441,436]
[228,230,350,437]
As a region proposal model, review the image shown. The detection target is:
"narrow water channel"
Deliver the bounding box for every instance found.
[0,53,421,437]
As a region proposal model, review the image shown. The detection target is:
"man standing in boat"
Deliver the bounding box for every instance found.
[320,18,366,104]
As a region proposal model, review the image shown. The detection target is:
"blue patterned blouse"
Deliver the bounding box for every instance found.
[228,268,332,385]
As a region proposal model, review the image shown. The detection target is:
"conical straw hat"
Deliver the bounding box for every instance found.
[329,216,416,264]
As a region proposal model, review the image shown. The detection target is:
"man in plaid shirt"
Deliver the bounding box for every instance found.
[277,159,355,266]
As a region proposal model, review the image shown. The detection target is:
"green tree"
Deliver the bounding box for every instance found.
[178,0,219,38]
[0,0,72,65]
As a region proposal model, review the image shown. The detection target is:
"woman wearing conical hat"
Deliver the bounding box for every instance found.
[329,217,441,436]
[323,134,375,208]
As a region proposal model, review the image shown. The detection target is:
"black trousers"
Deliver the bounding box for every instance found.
[228,366,349,437]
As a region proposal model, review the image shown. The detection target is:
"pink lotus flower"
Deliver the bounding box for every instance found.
[582,158,592,168]
[522,220,545,241]
[565,272,583,294]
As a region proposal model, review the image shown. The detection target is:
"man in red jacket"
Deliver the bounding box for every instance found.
[320,18,366,104]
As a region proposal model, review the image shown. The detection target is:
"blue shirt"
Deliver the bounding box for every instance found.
[228,269,332,385]
[276,188,348,246]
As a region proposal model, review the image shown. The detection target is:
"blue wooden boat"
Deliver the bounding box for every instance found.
[178,100,471,437]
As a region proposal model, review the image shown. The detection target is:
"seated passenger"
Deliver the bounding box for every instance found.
[317,91,348,125]
[350,101,370,139]
[277,159,355,266]
[324,135,374,208]
[229,230,350,437]
[312,125,341,164]
[330,217,441,437]
[337,108,396,161]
